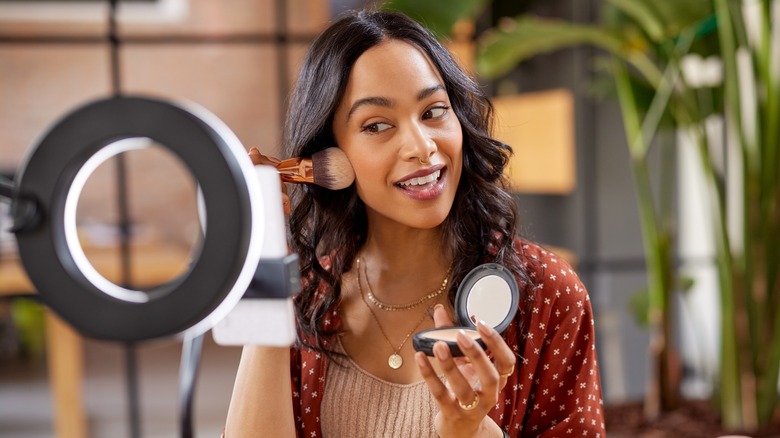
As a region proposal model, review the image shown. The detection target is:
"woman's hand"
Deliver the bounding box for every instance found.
[415,304,516,438]
[248,147,290,215]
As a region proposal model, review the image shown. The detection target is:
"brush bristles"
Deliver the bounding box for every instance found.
[311,147,355,190]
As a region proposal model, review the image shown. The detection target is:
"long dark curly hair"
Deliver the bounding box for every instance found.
[284,9,529,353]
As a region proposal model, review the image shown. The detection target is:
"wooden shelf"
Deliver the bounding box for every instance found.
[493,88,576,195]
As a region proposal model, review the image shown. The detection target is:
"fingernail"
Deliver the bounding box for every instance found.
[457,330,476,349]
[477,320,495,336]
[415,352,427,368]
[434,341,451,360]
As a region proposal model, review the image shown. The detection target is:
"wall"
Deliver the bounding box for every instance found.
[0,0,330,263]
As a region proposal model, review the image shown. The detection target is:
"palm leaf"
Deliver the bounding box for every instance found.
[476,17,626,78]
[606,0,666,42]
[649,0,714,35]
[383,0,487,38]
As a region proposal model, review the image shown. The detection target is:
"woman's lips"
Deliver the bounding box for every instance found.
[395,166,446,200]
[398,169,441,188]
[395,164,445,185]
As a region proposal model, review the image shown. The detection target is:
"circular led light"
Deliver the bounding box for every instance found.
[13,96,264,342]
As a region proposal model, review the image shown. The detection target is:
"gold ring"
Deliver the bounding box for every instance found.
[418,157,429,165]
[457,392,480,411]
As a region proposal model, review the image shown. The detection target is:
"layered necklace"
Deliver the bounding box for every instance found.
[356,257,452,369]
[365,260,453,311]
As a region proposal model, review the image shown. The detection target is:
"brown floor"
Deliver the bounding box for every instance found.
[0,333,242,438]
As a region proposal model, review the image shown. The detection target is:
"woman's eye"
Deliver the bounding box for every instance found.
[361,122,392,134]
[423,105,449,120]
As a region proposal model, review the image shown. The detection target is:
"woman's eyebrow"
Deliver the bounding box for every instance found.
[347,96,392,120]
[417,84,445,101]
[346,84,446,121]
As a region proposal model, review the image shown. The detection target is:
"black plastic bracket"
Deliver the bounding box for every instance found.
[1,177,41,234]
[243,253,301,299]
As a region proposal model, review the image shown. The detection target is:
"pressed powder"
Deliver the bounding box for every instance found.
[413,327,487,356]
[418,328,481,342]
[413,263,519,357]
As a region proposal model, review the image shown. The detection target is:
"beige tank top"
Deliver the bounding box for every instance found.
[320,341,439,437]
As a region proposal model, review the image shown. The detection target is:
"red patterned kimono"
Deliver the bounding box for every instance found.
[290,241,605,437]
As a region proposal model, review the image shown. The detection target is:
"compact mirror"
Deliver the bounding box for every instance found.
[413,263,519,357]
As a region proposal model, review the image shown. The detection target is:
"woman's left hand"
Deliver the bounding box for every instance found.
[415,304,516,438]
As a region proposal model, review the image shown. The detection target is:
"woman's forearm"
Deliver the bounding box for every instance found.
[224,346,296,437]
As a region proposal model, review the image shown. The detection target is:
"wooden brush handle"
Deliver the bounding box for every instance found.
[274,157,314,184]
[248,147,317,185]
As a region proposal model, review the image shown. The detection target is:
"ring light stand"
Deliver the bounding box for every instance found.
[0,96,298,437]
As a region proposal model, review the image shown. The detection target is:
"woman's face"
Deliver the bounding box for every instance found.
[332,39,463,231]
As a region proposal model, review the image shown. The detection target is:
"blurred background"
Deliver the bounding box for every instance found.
[2,0,773,437]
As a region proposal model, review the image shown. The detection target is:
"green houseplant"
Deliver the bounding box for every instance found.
[387,0,780,432]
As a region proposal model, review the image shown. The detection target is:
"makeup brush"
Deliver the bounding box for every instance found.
[248,147,355,190]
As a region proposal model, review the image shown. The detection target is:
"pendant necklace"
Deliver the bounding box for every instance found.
[356,257,449,369]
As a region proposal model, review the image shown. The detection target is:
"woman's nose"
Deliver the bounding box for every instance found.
[401,124,436,164]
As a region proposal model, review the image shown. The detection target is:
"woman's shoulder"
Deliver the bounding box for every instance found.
[512,239,577,274]
[512,238,589,306]
[512,238,569,264]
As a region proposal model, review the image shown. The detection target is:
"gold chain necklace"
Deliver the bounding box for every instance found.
[361,257,452,311]
[356,257,431,369]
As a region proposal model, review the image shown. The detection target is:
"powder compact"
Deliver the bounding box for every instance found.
[412,263,519,357]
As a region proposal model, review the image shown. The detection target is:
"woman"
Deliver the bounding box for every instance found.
[225,9,604,438]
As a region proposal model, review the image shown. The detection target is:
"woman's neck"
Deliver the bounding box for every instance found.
[358,226,452,305]
[362,224,447,263]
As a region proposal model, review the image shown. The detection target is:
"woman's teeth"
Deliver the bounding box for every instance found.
[399,170,441,187]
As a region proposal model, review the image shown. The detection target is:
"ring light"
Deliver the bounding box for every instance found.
[11,96,266,342]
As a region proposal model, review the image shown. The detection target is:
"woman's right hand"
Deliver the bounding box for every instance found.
[415,304,515,438]
[248,147,290,215]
